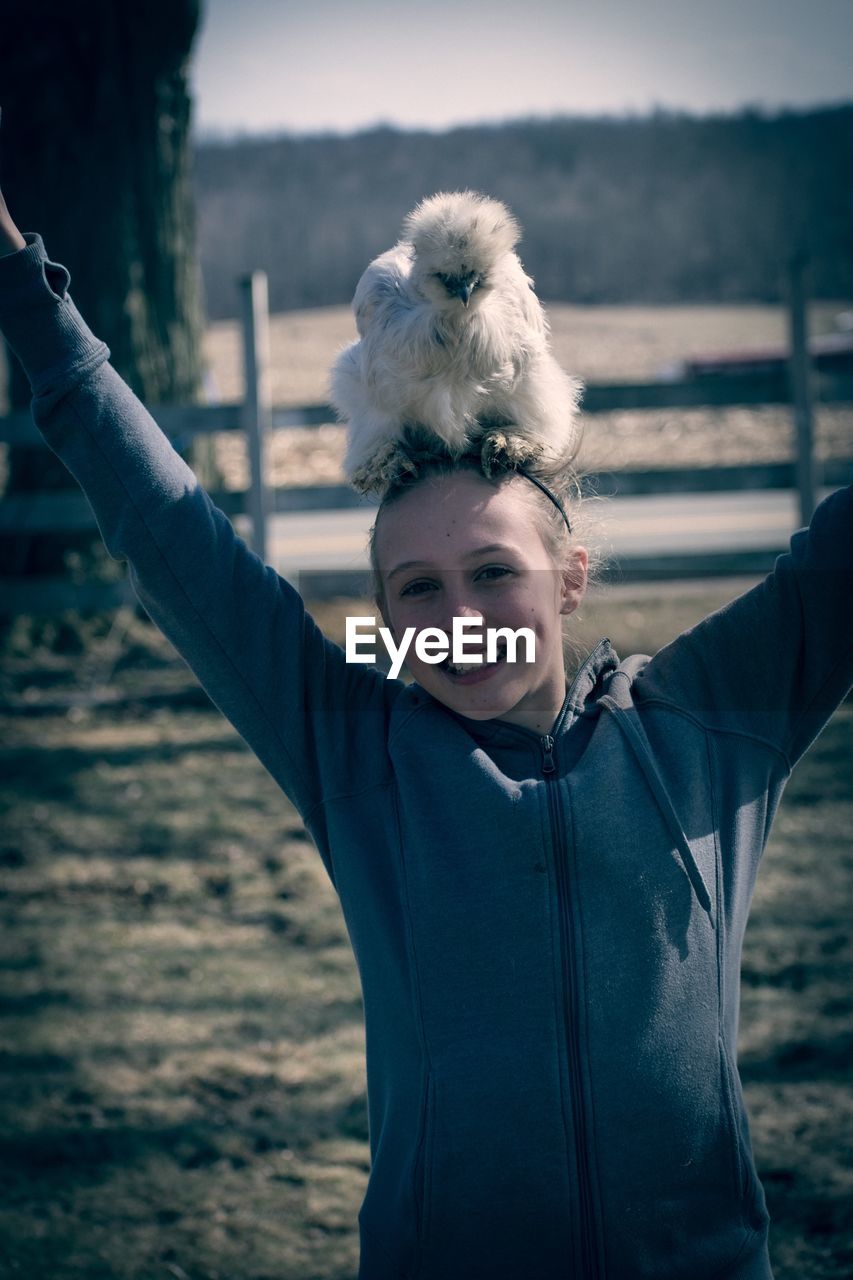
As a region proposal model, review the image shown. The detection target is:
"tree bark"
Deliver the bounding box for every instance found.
[0,0,207,584]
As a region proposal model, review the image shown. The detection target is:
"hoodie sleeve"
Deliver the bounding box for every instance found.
[0,235,399,873]
[635,483,853,769]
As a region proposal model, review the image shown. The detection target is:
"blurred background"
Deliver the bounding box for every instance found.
[0,2,851,1277]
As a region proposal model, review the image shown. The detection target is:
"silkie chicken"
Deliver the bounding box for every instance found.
[329,190,583,493]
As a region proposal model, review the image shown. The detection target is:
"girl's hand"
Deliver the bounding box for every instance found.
[0,108,26,256]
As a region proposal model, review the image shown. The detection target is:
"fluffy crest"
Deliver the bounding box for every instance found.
[403,190,521,277]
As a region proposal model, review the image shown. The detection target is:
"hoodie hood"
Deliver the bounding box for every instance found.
[414,638,621,749]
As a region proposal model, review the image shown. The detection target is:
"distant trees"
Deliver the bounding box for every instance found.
[193,107,853,319]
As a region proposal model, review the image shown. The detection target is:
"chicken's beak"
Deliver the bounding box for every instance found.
[458,282,473,308]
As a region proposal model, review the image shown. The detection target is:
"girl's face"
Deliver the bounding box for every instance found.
[374,470,588,733]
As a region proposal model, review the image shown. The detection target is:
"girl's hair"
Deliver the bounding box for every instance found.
[366,433,605,670]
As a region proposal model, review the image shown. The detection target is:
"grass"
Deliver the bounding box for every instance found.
[0,585,851,1279]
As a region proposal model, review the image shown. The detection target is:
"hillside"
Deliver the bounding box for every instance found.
[192,106,853,319]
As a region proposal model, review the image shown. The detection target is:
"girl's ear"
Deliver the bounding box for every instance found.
[560,546,589,617]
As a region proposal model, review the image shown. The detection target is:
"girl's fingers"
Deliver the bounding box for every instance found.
[0,107,27,254]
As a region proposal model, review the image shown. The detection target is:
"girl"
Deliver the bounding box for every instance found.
[1,188,850,1280]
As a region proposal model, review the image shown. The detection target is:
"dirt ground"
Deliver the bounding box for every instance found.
[1,586,851,1280]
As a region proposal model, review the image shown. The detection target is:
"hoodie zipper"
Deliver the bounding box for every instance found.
[541,731,599,1279]
[441,640,614,1274]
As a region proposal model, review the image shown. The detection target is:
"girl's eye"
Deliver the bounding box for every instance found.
[399,580,435,598]
[399,567,511,597]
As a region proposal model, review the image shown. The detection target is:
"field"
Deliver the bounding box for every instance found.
[1,583,851,1280]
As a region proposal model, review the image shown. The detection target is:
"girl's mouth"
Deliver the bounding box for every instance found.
[440,646,507,685]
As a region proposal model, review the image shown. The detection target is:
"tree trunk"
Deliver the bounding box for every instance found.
[0,0,208,589]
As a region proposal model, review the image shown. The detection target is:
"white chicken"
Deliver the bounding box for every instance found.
[330,190,583,493]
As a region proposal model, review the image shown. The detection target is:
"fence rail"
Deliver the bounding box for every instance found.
[3,371,853,450]
[4,458,853,539]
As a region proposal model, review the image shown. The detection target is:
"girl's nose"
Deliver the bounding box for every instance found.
[437,598,486,639]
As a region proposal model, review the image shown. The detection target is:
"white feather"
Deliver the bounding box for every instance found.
[329,191,583,490]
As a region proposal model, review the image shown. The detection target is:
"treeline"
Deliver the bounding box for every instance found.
[192,106,853,319]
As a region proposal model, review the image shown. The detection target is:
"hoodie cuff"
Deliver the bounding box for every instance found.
[0,231,110,398]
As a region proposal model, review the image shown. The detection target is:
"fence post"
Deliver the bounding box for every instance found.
[787,252,817,527]
[241,271,273,562]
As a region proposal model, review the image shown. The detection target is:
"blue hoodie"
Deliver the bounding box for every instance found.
[2,235,851,1280]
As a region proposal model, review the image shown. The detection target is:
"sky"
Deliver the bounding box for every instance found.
[191,0,853,137]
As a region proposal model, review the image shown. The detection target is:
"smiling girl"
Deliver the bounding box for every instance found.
[370,460,588,729]
[1,179,851,1280]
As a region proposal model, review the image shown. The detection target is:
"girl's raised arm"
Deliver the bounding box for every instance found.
[636,482,853,769]
[0,204,399,880]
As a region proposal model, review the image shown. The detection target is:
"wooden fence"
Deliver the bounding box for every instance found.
[1,265,852,614]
